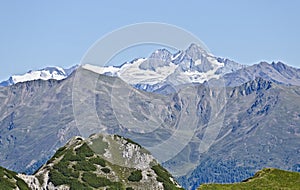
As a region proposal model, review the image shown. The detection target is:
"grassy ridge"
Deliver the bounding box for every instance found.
[198,168,300,190]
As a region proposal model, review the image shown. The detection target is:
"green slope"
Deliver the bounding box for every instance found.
[198,168,300,190]
[0,166,29,190]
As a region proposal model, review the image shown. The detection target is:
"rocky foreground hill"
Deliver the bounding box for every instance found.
[0,133,183,190]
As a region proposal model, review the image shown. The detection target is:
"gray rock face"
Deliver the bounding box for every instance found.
[215,58,245,75]
[0,78,79,174]
[175,78,300,189]
[173,43,207,64]
[222,61,300,87]
[139,49,172,71]
[172,44,214,73]
[0,67,299,190]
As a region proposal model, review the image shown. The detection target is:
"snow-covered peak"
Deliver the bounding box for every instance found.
[82,58,176,86]
[186,43,208,57]
[139,49,173,71]
[0,65,78,86]
[82,63,121,77]
[81,44,244,93]
[149,49,172,60]
[1,44,244,93]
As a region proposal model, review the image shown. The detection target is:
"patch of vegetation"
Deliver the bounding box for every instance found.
[53,161,69,172]
[59,143,95,163]
[82,172,112,188]
[89,156,106,167]
[101,167,111,174]
[198,168,300,190]
[70,170,80,178]
[68,179,92,190]
[36,174,44,185]
[52,159,79,178]
[16,179,30,190]
[49,169,67,186]
[0,169,14,180]
[75,143,94,158]
[128,170,143,182]
[0,166,30,190]
[54,146,67,158]
[126,187,134,190]
[49,169,90,190]
[63,150,82,161]
[81,172,124,189]
[107,182,124,190]
[152,164,183,190]
[0,177,16,190]
[0,182,15,190]
[73,160,96,171]
[47,146,67,164]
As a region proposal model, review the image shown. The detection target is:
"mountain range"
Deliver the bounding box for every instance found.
[0,44,299,190]
[3,44,300,93]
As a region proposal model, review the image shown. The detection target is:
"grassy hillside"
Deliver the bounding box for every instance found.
[198,168,300,190]
[0,166,29,190]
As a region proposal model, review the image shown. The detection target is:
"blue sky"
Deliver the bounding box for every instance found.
[0,0,299,80]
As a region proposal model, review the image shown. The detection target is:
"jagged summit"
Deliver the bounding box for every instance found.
[185,43,209,58]
[139,48,173,71]
[81,44,300,94]
[150,48,173,60]
[223,60,300,87]
[82,43,242,93]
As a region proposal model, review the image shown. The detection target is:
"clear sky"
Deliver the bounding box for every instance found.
[0,0,299,80]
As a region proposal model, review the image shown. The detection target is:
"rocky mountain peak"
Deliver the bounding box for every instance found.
[235,77,273,96]
[185,43,209,60]
[139,49,173,71]
[16,133,183,190]
[149,48,173,61]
